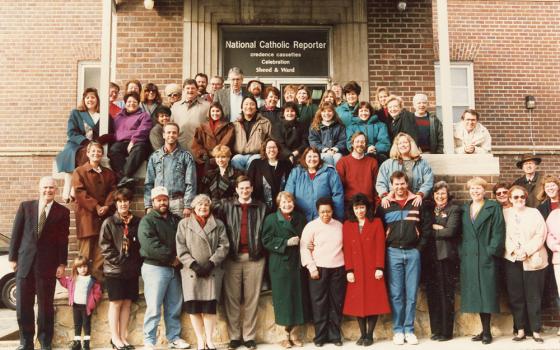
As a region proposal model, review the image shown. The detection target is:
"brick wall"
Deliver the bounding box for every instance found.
[366,0,436,108]
[114,0,184,96]
[434,0,560,147]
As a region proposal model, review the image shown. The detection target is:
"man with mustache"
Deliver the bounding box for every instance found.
[138,187,190,350]
[336,131,380,207]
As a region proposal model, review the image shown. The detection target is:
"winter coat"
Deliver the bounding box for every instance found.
[200,166,242,203]
[513,172,545,208]
[171,97,210,153]
[297,103,318,129]
[342,219,391,317]
[191,120,235,164]
[72,163,116,239]
[176,215,229,301]
[99,213,143,278]
[262,210,312,326]
[345,115,391,155]
[423,201,461,261]
[336,101,359,127]
[58,276,102,316]
[308,121,347,154]
[113,108,152,143]
[138,210,182,267]
[546,209,560,265]
[453,122,492,154]
[247,159,292,213]
[56,109,113,172]
[285,164,345,222]
[538,198,556,220]
[259,106,283,129]
[376,158,434,197]
[213,199,267,261]
[390,109,417,142]
[232,114,272,155]
[425,113,444,154]
[503,207,548,271]
[272,119,309,161]
[459,200,505,313]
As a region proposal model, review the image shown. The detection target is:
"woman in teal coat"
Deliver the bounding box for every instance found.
[460,177,505,345]
[262,191,312,348]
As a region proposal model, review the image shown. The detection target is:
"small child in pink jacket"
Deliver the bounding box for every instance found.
[58,256,102,350]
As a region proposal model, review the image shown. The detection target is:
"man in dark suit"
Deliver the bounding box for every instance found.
[9,176,70,350]
[213,67,248,122]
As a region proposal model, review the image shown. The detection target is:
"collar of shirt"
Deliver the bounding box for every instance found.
[230,89,242,96]
[39,200,54,217]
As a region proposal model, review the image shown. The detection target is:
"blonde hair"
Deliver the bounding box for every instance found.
[71,256,89,280]
[385,94,403,109]
[275,191,295,206]
[466,177,488,189]
[211,144,232,158]
[373,86,390,110]
[389,132,422,160]
[537,175,560,201]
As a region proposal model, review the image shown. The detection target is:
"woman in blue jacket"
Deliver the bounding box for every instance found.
[285,147,345,222]
[335,81,361,127]
[346,101,391,163]
[308,103,347,166]
[376,132,434,208]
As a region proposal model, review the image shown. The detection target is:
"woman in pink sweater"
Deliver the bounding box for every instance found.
[300,197,346,347]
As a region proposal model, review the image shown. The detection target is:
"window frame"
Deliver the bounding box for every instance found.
[434,61,475,122]
[77,61,101,104]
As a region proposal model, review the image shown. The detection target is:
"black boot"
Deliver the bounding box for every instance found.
[82,340,90,350]
[69,341,81,350]
[356,317,366,345]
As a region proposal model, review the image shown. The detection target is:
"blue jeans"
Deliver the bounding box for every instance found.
[231,154,261,171]
[141,264,183,345]
[386,247,421,334]
[320,152,343,166]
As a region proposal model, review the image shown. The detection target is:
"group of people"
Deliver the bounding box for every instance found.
[8,67,560,350]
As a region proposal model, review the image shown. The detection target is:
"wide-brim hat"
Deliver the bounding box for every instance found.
[516,154,542,169]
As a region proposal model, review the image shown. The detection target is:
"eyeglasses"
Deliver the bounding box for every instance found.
[168,93,181,98]
[512,195,526,200]
[495,190,508,196]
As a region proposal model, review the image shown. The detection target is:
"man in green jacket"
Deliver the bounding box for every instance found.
[138,186,190,350]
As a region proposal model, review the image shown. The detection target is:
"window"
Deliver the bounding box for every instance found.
[77,61,101,103]
[435,62,474,122]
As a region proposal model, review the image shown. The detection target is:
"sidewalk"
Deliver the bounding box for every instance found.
[1,335,558,350]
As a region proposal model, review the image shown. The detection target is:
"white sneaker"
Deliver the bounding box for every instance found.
[405,333,419,345]
[393,333,405,345]
[169,339,191,349]
[143,343,156,350]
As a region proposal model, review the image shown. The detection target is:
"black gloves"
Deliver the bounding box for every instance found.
[190,261,215,278]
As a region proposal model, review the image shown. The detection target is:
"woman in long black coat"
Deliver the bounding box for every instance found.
[247,139,292,213]
[423,181,461,341]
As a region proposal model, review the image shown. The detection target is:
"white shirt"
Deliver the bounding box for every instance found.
[229,89,243,122]
[73,275,92,305]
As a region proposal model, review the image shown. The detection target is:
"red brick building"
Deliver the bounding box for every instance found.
[0,0,559,336]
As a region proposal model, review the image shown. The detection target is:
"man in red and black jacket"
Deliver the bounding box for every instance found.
[379,170,432,345]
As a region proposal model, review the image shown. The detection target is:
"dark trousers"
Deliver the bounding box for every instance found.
[425,258,456,338]
[73,304,91,336]
[108,141,151,178]
[308,266,346,343]
[504,260,546,332]
[16,267,56,348]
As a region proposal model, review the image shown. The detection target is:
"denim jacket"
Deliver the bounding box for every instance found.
[144,145,196,209]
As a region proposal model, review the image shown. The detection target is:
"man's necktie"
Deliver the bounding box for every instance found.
[38,206,47,237]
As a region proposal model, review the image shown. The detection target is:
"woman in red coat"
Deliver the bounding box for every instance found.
[343,193,390,346]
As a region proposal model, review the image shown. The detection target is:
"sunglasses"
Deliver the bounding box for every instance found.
[495,190,508,196]
[512,195,526,200]
[168,93,181,98]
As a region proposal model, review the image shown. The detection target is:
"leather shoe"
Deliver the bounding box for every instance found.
[481,334,492,344]
[512,335,526,341]
[438,336,452,342]
[362,337,374,346]
[533,336,544,343]
[332,340,343,346]
[16,346,33,350]
[313,341,324,347]
[355,337,364,346]
[40,347,52,350]
[430,334,441,341]
[117,177,135,189]
[471,333,483,341]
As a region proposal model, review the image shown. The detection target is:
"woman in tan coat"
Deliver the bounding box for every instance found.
[72,141,116,280]
[176,194,229,350]
[503,185,548,343]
